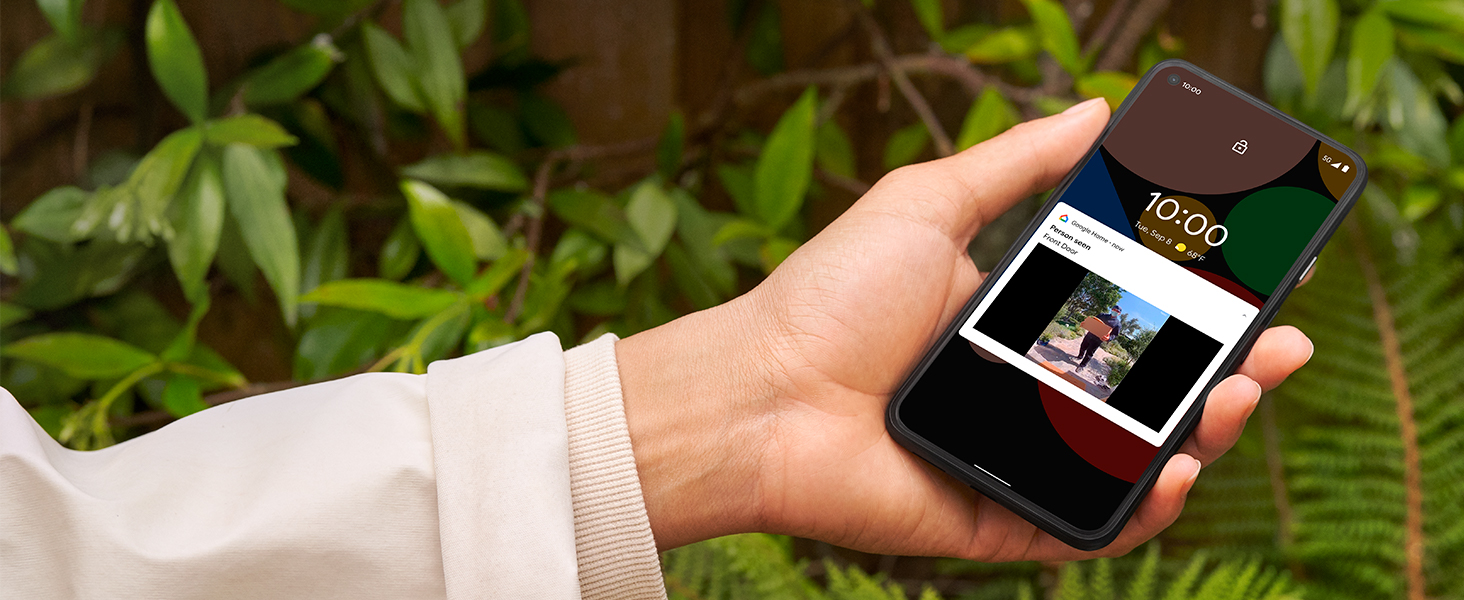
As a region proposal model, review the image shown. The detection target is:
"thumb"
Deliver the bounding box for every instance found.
[859,97,1110,243]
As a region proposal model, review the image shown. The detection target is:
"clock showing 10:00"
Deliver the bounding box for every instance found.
[1134,193,1230,262]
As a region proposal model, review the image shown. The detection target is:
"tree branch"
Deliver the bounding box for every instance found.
[852,6,954,156]
[503,154,561,324]
[1095,0,1171,72]
[113,380,302,429]
[1081,0,1134,57]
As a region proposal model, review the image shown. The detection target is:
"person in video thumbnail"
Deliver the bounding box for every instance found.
[1077,305,1123,369]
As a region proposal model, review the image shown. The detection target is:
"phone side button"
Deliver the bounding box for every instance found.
[1300,256,1317,281]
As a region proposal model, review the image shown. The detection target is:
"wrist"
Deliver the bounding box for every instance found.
[614,296,778,549]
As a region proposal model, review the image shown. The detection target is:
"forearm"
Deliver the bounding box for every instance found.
[614,296,775,549]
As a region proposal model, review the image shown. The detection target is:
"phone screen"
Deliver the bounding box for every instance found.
[892,63,1361,534]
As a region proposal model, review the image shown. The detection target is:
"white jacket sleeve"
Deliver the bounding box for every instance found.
[0,332,667,600]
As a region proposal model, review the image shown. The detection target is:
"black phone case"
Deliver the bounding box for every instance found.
[884,59,1368,551]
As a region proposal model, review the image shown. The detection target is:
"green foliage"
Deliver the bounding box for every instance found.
[2,0,1461,595]
[145,0,208,123]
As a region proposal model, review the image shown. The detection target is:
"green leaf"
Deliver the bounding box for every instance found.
[962,27,1040,64]
[299,208,350,322]
[883,123,930,170]
[753,87,817,229]
[400,152,529,192]
[567,281,627,316]
[0,302,34,328]
[760,237,799,274]
[549,229,607,275]
[1400,184,1442,221]
[1022,0,1082,75]
[816,120,857,179]
[0,226,15,276]
[73,127,203,243]
[447,0,488,49]
[613,243,654,286]
[745,1,784,76]
[38,0,84,42]
[1280,0,1340,98]
[146,0,209,123]
[1346,9,1395,112]
[404,0,467,148]
[167,153,225,302]
[1383,61,1452,168]
[221,144,301,326]
[451,200,508,261]
[242,39,340,107]
[162,375,208,417]
[911,0,944,39]
[956,87,1018,151]
[1380,0,1464,34]
[663,241,720,310]
[519,92,577,148]
[716,163,757,216]
[362,23,426,112]
[625,182,677,256]
[466,248,529,300]
[3,333,156,379]
[467,101,527,154]
[548,189,635,244]
[465,317,517,353]
[300,278,461,319]
[1075,71,1138,111]
[204,114,299,148]
[0,29,123,100]
[401,179,477,286]
[378,218,421,280]
[657,111,686,181]
[1396,23,1464,63]
[671,189,736,297]
[712,218,772,247]
[294,308,396,380]
[939,24,994,54]
[13,186,88,243]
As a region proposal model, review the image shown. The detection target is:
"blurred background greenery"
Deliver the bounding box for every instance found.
[1,0,1460,598]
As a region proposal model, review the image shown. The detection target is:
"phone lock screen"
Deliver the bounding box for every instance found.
[887,61,1364,549]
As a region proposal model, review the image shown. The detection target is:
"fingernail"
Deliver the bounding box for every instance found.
[1062,97,1106,115]
[1303,336,1315,365]
[1185,456,1202,487]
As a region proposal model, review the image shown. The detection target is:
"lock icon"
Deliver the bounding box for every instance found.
[1232,140,1248,154]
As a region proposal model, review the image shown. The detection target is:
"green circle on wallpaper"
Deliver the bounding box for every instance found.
[1223,187,1334,294]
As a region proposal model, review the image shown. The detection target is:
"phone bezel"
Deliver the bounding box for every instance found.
[884,58,1369,551]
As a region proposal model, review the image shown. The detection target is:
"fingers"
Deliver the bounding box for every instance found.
[1020,453,1200,560]
[1236,325,1313,391]
[1179,374,1261,466]
[860,98,1111,243]
[1105,453,1200,554]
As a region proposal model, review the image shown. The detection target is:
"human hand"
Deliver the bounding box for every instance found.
[615,98,1314,560]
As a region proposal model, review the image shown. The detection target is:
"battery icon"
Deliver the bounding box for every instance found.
[1342,164,1350,172]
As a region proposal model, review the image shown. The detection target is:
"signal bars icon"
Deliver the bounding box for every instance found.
[1330,161,1351,173]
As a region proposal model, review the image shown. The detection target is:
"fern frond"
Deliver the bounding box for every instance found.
[1272,209,1464,600]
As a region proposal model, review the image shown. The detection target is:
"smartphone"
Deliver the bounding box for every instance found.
[884,59,1366,551]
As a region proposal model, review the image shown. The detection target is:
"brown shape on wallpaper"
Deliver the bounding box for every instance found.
[1104,65,1317,195]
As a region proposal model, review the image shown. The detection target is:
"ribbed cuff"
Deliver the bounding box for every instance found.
[562,334,667,600]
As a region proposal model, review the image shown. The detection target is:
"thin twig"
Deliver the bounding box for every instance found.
[503,154,561,324]
[113,380,301,429]
[816,168,872,196]
[851,6,954,156]
[733,54,1037,108]
[1095,0,1171,72]
[1081,0,1134,57]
